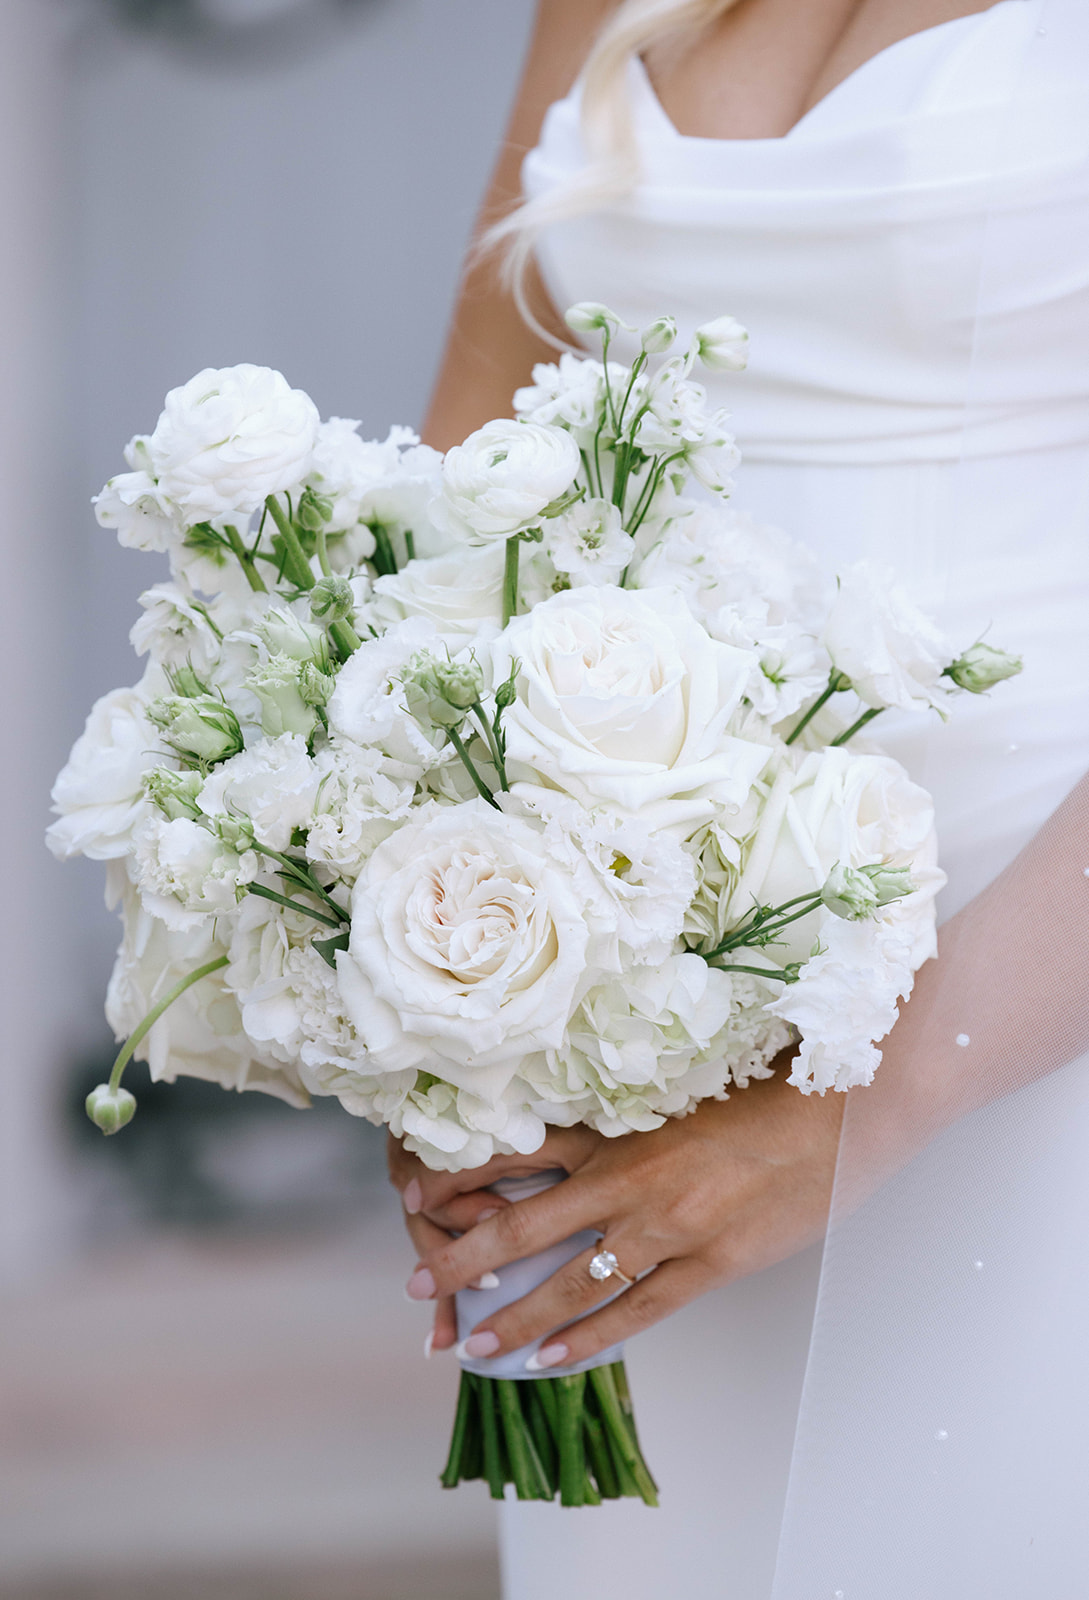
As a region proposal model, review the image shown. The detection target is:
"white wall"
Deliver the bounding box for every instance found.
[8,0,536,1275]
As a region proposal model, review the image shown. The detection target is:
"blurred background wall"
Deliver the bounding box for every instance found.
[1,1,536,1592]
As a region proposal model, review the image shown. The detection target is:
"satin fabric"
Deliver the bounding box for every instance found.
[503,3,1089,1594]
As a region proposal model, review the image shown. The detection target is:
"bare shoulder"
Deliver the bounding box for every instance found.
[515,0,625,120]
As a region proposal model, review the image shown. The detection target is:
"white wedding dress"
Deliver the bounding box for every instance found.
[501,3,1089,1595]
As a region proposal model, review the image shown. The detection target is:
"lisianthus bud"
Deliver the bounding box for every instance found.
[641,316,677,354]
[494,661,519,712]
[564,302,625,335]
[296,486,334,533]
[693,314,750,372]
[252,606,330,666]
[247,653,320,738]
[86,1083,136,1136]
[821,863,880,921]
[944,642,1023,694]
[143,767,203,820]
[298,660,337,708]
[167,663,210,698]
[402,651,483,730]
[212,813,256,853]
[149,694,244,766]
[864,863,916,905]
[309,576,355,622]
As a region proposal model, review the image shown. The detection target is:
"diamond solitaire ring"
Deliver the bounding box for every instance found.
[588,1249,635,1288]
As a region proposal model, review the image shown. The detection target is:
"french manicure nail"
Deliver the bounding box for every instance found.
[525,1343,569,1372]
[423,1330,434,1360]
[403,1178,422,1215]
[405,1267,436,1301]
[478,1207,501,1221]
[458,1331,501,1360]
[468,1271,500,1290]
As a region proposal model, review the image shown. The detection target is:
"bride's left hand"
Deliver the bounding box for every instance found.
[387,1062,844,1370]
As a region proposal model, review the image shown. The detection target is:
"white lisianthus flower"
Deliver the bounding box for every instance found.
[546,499,633,585]
[133,812,258,927]
[692,314,750,372]
[225,896,355,1070]
[146,364,319,521]
[336,800,592,1100]
[492,586,770,834]
[307,420,445,556]
[824,563,953,712]
[326,617,452,777]
[47,679,167,861]
[197,732,322,852]
[365,543,505,645]
[767,914,920,1093]
[305,739,415,880]
[105,879,306,1105]
[432,419,580,544]
[709,609,830,722]
[93,465,178,553]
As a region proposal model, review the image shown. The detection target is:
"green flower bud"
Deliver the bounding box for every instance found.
[213,814,256,853]
[252,606,330,666]
[944,643,1023,694]
[821,863,880,922]
[309,576,355,622]
[564,301,627,335]
[143,767,203,821]
[167,663,210,698]
[863,863,916,905]
[149,694,244,766]
[298,659,337,708]
[247,652,320,739]
[692,314,750,372]
[401,651,483,730]
[86,1083,136,1136]
[296,487,334,533]
[494,662,519,712]
[641,315,677,354]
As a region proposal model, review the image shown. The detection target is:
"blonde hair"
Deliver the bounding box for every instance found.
[485,0,742,339]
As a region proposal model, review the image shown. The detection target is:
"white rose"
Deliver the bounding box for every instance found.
[546,499,633,585]
[336,800,591,1101]
[47,679,166,861]
[492,586,770,834]
[366,543,505,644]
[431,419,580,544]
[326,617,447,777]
[146,364,319,521]
[823,563,952,712]
[105,879,306,1105]
[197,732,322,852]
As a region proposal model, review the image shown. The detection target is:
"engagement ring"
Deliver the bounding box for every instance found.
[588,1249,635,1288]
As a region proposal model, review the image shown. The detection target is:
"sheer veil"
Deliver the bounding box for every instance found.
[771,3,1089,1590]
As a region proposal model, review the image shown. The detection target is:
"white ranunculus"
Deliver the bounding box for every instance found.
[366,543,505,644]
[94,467,178,553]
[431,419,581,544]
[336,800,591,1099]
[546,499,633,585]
[133,812,258,927]
[493,586,770,834]
[197,733,322,852]
[105,879,306,1105]
[767,914,920,1093]
[326,617,447,777]
[146,364,319,522]
[723,747,944,967]
[824,563,952,712]
[305,739,415,880]
[47,680,167,861]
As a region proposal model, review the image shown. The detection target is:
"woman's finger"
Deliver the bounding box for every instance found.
[402,1209,458,1352]
[410,1125,600,1216]
[523,1257,711,1371]
[408,1172,606,1299]
[461,1233,662,1359]
[422,1190,510,1234]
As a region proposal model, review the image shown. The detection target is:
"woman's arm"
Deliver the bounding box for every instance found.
[392,772,1089,1368]
[421,0,619,452]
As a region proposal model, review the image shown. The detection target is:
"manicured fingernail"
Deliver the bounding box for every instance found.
[525,1343,569,1372]
[423,1330,434,1360]
[468,1271,500,1290]
[478,1207,501,1221]
[458,1331,501,1360]
[403,1179,422,1215]
[405,1267,435,1301]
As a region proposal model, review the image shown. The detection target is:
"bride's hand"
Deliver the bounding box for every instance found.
[388,1062,844,1369]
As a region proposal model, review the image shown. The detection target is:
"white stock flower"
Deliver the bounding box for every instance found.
[336,800,591,1098]
[546,499,633,585]
[129,582,253,676]
[326,617,448,777]
[493,586,770,834]
[47,680,166,861]
[366,543,505,644]
[432,419,580,544]
[513,354,616,432]
[146,364,319,521]
[308,420,444,554]
[824,563,952,712]
[133,813,258,927]
[634,365,709,452]
[93,466,178,552]
[197,733,322,852]
[692,314,750,372]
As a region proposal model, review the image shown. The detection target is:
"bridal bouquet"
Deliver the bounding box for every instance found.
[49,302,1020,1506]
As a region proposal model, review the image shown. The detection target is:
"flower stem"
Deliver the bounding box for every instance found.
[447,725,499,808]
[784,672,850,746]
[107,954,229,1093]
[472,704,508,791]
[502,537,520,628]
[830,705,884,746]
[247,881,345,930]
[224,525,268,593]
[264,495,315,590]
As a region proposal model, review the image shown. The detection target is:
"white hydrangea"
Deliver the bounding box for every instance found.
[513,354,624,433]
